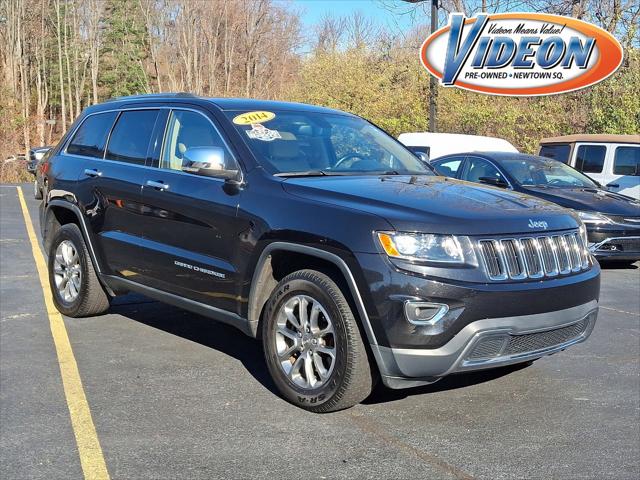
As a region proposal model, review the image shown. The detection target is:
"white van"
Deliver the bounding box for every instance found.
[539,134,640,199]
[398,132,518,161]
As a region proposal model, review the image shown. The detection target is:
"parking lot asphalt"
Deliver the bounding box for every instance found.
[1,183,639,480]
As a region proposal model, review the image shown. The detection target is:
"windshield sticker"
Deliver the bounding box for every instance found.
[233,111,276,125]
[246,123,281,142]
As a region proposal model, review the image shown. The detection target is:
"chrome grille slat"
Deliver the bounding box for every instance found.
[478,230,590,281]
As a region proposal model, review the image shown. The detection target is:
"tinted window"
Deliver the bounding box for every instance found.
[67,112,117,158]
[575,145,606,173]
[105,110,159,165]
[226,111,429,176]
[434,157,464,177]
[463,157,505,183]
[160,110,234,172]
[613,146,639,176]
[539,144,570,163]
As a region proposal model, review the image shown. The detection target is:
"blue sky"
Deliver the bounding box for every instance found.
[285,0,425,32]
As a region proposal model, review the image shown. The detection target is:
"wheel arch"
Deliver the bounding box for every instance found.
[246,242,378,349]
[43,200,107,283]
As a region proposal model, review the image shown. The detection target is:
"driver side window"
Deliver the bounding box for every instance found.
[462,157,505,183]
[160,110,233,172]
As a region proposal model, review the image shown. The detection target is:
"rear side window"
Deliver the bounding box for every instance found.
[575,145,606,173]
[539,144,570,163]
[67,112,117,158]
[434,157,464,177]
[105,110,159,165]
[613,146,639,176]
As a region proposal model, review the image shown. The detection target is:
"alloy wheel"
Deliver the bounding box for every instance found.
[275,294,336,389]
[53,240,82,303]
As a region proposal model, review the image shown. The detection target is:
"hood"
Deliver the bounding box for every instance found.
[282,175,579,235]
[521,186,640,216]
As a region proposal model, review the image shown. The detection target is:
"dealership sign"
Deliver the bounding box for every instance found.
[421,13,623,96]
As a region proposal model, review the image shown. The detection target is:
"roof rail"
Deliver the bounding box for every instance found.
[105,92,198,103]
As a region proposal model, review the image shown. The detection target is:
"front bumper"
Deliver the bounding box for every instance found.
[587,226,640,260]
[374,300,598,389]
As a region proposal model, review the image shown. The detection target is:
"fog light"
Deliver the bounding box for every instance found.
[404,301,449,326]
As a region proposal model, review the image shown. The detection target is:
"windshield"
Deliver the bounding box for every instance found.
[500,155,598,188]
[226,110,431,176]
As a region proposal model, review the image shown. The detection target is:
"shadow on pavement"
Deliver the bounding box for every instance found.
[363,362,532,405]
[598,260,638,270]
[108,294,531,407]
[109,294,278,395]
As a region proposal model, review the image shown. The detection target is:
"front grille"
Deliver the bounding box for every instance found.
[594,237,640,253]
[503,318,590,355]
[478,230,589,281]
[466,318,590,361]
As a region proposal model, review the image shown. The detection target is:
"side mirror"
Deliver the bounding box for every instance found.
[182,147,238,180]
[478,176,508,188]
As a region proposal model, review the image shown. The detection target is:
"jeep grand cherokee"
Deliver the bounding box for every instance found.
[40,94,600,412]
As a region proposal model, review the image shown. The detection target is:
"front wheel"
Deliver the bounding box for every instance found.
[262,270,374,412]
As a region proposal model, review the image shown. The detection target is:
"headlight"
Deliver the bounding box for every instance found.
[576,211,611,225]
[376,231,477,265]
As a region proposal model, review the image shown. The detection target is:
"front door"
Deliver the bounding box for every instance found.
[137,108,249,313]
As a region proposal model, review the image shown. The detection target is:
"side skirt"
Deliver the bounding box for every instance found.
[101,275,253,336]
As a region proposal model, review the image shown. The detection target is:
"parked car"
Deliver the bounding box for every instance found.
[28,146,52,199]
[40,94,600,412]
[398,132,517,161]
[538,134,639,199]
[432,152,640,263]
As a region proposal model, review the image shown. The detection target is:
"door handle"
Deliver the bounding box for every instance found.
[607,183,620,189]
[83,168,102,178]
[146,180,169,191]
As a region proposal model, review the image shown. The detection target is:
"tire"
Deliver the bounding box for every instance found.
[262,269,374,412]
[34,180,42,200]
[48,223,110,317]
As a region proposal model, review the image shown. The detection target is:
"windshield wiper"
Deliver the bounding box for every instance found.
[274,170,328,177]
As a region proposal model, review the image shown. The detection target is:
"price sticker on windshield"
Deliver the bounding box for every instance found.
[233,111,276,125]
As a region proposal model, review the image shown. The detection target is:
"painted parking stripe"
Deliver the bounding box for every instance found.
[16,186,110,480]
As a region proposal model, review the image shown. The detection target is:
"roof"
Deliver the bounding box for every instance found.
[208,98,348,115]
[434,151,537,161]
[100,93,349,116]
[540,134,640,145]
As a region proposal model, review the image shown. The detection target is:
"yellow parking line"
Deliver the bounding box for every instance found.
[16,186,110,480]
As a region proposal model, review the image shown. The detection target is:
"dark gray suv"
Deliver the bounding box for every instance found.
[40,94,600,412]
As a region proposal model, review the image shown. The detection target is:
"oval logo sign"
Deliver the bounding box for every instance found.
[232,111,276,125]
[421,13,623,96]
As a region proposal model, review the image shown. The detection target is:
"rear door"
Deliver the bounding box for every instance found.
[74,108,161,277]
[136,107,249,313]
[608,144,640,199]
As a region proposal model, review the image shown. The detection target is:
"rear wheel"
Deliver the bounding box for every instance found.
[262,270,374,412]
[48,223,110,317]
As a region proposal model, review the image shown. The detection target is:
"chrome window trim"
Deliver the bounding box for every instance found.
[62,105,244,184]
[63,106,162,158]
